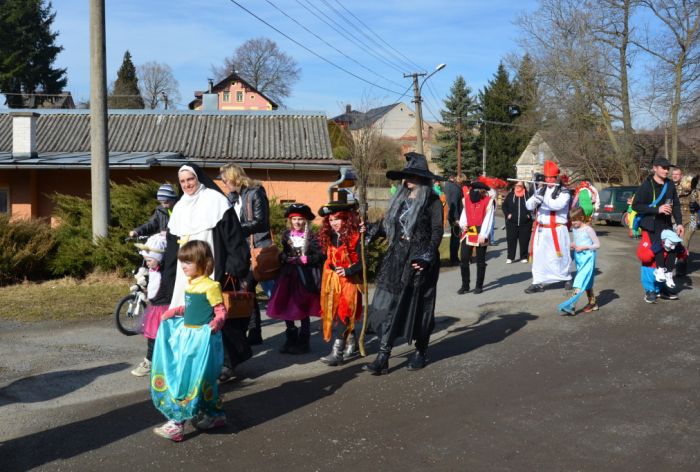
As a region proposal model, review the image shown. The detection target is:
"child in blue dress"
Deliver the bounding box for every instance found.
[558,207,600,315]
[151,240,227,442]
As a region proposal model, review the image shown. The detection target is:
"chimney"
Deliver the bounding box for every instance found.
[207,78,214,93]
[346,104,351,114]
[11,111,39,159]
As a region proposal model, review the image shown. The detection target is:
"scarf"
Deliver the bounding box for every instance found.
[514,187,526,198]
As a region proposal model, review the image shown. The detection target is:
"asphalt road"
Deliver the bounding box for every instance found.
[1,220,699,471]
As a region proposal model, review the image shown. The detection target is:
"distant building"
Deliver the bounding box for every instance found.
[8,91,75,109]
[188,72,278,111]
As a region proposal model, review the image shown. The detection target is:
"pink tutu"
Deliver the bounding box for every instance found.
[267,265,320,321]
[141,304,168,339]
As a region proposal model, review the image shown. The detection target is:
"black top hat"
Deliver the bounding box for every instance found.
[284,203,315,220]
[464,181,490,191]
[386,152,444,182]
[318,201,358,217]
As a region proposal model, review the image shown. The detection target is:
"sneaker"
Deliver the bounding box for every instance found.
[153,420,184,442]
[664,271,676,289]
[218,366,236,384]
[130,358,151,377]
[654,268,666,283]
[194,414,227,430]
[506,259,513,264]
[659,291,679,300]
[644,291,657,304]
[582,303,599,313]
[521,259,529,264]
[524,284,544,294]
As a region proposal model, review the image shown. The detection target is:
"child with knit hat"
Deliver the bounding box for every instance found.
[129,183,178,238]
[131,233,169,376]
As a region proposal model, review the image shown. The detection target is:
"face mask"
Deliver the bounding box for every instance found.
[470,189,483,202]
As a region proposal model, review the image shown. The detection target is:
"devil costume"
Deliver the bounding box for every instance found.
[364,153,444,374]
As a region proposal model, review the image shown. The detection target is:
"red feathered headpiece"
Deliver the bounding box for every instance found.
[543,160,560,177]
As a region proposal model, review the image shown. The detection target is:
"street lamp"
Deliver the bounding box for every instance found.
[405,63,446,155]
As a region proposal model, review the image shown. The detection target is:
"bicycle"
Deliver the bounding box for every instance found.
[115,236,149,336]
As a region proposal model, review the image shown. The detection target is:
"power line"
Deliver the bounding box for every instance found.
[263,0,403,89]
[317,0,409,73]
[295,0,405,75]
[332,0,425,73]
[224,0,403,95]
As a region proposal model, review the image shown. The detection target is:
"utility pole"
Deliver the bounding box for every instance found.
[481,122,487,176]
[162,92,169,110]
[456,117,462,178]
[89,0,109,240]
[405,72,426,154]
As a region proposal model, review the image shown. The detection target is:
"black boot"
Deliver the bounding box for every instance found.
[247,328,263,345]
[407,350,427,371]
[320,338,344,366]
[363,351,389,375]
[288,331,310,355]
[279,327,298,354]
[473,263,486,294]
[457,264,470,294]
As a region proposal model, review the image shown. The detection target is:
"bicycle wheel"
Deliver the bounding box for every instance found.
[115,293,145,336]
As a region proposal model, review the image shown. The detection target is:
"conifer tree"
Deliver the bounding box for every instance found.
[434,76,479,178]
[476,64,521,179]
[0,0,67,108]
[108,51,144,109]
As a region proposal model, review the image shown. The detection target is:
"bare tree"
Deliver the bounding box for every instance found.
[137,61,181,110]
[634,0,700,164]
[211,37,300,106]
[518,0,639,183]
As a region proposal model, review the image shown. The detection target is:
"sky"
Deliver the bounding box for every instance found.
[25,0,539,119]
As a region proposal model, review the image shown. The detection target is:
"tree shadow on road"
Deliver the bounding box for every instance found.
[0,363,129,407]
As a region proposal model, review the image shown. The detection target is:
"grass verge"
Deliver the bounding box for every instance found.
[0,272,129,322]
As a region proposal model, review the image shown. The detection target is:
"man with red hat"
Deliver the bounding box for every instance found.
[524,160,572,293]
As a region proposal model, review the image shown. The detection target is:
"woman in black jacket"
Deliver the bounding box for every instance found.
[502,181,533,263]
[219,164,273,351]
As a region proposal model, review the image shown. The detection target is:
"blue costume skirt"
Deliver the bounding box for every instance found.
[151,317,224,422]
[558,249,596,314]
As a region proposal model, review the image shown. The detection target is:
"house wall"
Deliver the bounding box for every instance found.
[0,168,336,225]
[375,104,416,139]
[218,81,273,111]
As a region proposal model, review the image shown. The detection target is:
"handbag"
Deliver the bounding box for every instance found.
[221,275,255,319]
[246,190,281,281]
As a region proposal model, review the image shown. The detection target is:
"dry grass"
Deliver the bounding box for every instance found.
[0,272,130,322]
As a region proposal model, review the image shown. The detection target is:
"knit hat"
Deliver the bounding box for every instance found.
[156,184,177,201]
[136,233,167,262]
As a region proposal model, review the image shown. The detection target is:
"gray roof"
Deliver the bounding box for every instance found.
[331,103,401,130]
[0,151,180,169]
[0,109,339,165]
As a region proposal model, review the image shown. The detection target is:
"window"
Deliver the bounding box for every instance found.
[222,91,230,102]
[0,189,8,214]
[250,95,255,100]
[236,91,243,102]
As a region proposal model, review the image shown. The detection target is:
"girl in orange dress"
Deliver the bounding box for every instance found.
[317,202,363,366]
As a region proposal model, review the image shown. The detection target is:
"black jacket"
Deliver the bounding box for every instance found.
[444,180,463,224]
[502,190,532,226]
[133,206,170,236]
[234,186,273,248]
[632,175,682,232]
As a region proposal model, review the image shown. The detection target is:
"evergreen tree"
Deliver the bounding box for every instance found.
[0,0,67,108]
[108,51,144,109]
[513,54,539,146]
[434,76,479,178]
[476,63,521,179]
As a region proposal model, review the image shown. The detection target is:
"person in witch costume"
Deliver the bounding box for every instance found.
[363,152,444,375]
[317,201,363,366]
[457,180,495,295]
[165,164,251,383]
[266,203,323,355]
[524,160,572,293]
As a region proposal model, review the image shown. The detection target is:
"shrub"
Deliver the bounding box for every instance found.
[49,180,162,277]
[0,215,56,285]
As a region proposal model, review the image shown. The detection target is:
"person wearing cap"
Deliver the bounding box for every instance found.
[457,180,495,295]
[633,157,685,302]
[266,203,323,355]
[129,183,178,238]
[130,233,169,377]
[363,152,444,374]
[317,200,363,366]
[524,160,572,293]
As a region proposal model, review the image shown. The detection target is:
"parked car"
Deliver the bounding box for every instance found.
[592,186,638,225]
